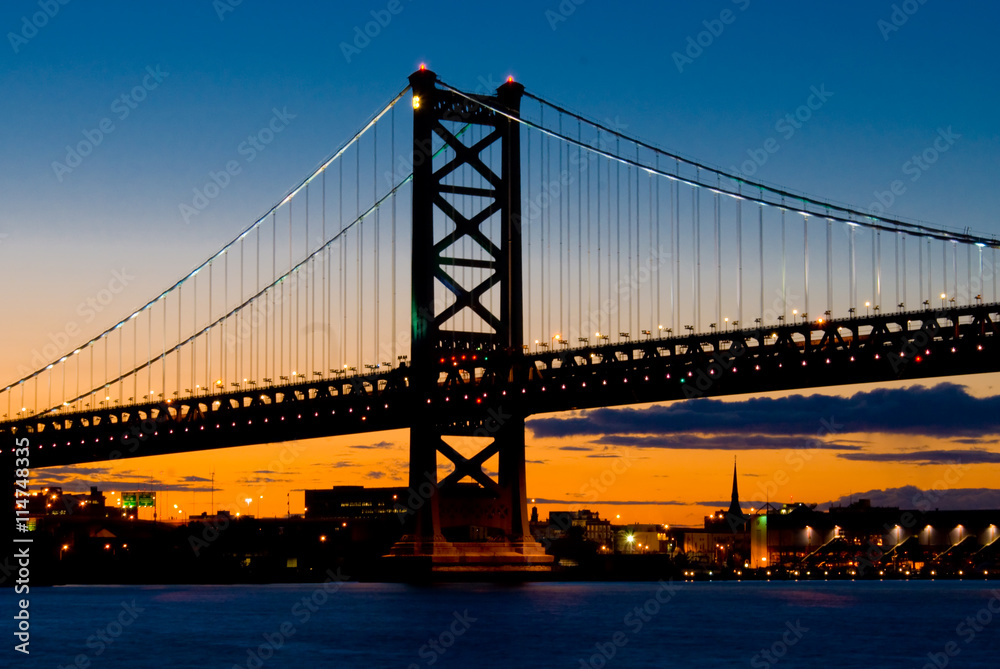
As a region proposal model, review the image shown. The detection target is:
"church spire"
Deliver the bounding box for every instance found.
[727,456,745,520]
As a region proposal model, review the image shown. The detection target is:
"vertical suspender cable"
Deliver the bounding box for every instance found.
[918,235,924,307]
[674,176,680,332]
[953,242,959,304]
[849,225,856,310]
[579,120,585,338]
[941,240,954,297]
[781,209,786,320]
[373,125,379,368]
[616,138,622,337]
[758,202,764,322]
[714,188,721,328]
[923,237,930,306]
[967,243,972,304]
[649,163,654,330]
[826,219,833,317]
[876,230,882,309]
[694,180,700,331]
[978,245,984,302]
[208,261,212,390]
[736,192,742,326]
[901,231,907,308]
[803,215,809,320]
[177,285,182,396]
[559,115,564,337]
[192,273,197,393]
[894,229,900,308]
[655,157,661,327]
[306,184,311,378]
[161,297,166,399]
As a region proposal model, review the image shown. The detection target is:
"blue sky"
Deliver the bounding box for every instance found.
[3,0,997,376]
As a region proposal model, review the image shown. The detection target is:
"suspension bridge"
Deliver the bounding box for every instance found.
[5,67,1000,570]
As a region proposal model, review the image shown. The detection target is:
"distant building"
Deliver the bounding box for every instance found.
[27,486,113,518]
[749,499,1000,574]
[304,485,407,521]
[532,509,614,549]
[616,524,672,553]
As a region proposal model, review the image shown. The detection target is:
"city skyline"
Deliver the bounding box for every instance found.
[3,1,1000,526]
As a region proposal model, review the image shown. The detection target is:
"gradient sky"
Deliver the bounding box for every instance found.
[2,1,1000,525]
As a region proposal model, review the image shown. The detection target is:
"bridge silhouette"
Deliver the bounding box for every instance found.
[4,68,999,570]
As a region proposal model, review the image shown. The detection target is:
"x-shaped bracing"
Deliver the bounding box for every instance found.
[429,122,505,334]
[435,437,502,496]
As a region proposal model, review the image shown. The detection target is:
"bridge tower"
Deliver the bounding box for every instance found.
[390,68,551,571]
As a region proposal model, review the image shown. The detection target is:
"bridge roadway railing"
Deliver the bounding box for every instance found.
[2,303,999,467]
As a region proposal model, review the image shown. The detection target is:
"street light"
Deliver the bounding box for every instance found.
[864,301,870,317]
[940,293,947,308]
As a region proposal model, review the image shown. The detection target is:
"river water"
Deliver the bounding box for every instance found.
[10,580,1000,668]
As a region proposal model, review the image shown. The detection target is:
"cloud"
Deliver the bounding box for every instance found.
[559,445,594,451]
[593,434,860,451]
[528,383,1000,439]
[696,500,755,508]
[34,467,216,492]
[365,471,386,480]
[820,486,1000,510]
[237,476,291,484]
[37,466,114,477]
[837,449,1000,465]
[350,440,394,450]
